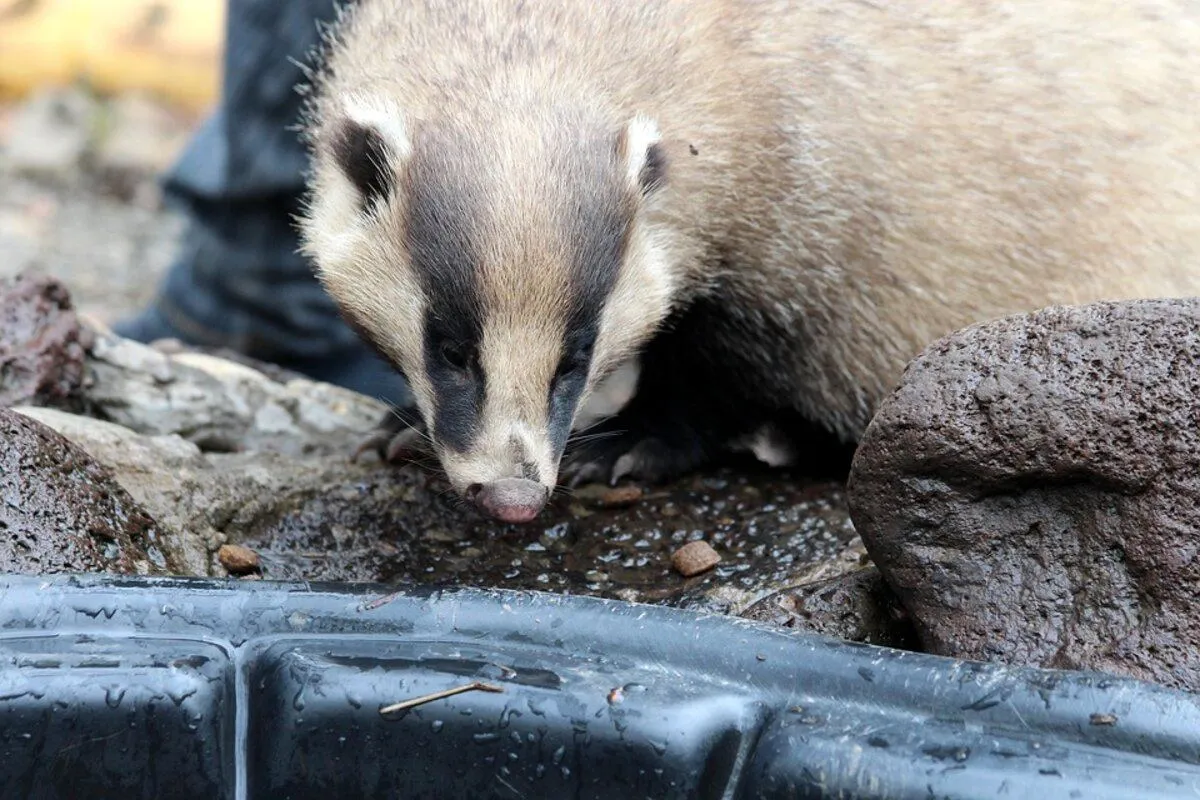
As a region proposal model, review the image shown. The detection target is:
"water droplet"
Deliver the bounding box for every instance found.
[551,745,566,765]
[104,687,125,709]
[648,738,668,756]
[473,732,500,745]
[431,720,444,733]
[535,764,546,779]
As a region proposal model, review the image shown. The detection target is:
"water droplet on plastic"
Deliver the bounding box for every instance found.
[431,720,444,733]
[104,687,125,708]
[473,732,500,744]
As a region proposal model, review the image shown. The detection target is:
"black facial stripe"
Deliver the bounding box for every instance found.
[547,340,593,455]
[638,142,668,196]
[406,140,487,453]
[330,119,395,208]
[547,136,635,455]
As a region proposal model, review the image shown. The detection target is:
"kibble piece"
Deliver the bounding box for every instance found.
[672,541,721,577]
[218,544,261,575]
[598,485,644,508]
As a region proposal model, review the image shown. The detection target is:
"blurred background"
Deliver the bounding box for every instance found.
[0,0,223,325]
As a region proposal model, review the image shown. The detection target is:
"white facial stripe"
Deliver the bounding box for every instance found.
[437,316,564,491]
[591,220,678,378]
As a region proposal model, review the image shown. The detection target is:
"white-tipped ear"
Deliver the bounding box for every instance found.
[342,92,412,161]
[620,114,667,195]
[322,93,413,209]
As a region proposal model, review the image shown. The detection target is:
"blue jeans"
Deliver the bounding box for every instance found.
[117,0,411,407]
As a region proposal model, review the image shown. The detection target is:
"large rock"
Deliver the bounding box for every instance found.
[0,408,175,576]
[848,299,1200,689]
[84,328,388,457]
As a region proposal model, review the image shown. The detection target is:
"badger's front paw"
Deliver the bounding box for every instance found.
[561,422,708,488]
[352,411,430,465]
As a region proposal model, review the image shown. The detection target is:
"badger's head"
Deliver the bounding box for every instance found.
[299,94,678,523]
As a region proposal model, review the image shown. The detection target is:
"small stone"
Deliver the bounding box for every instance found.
[598,485,643,508]
[672,540,721,577]
[218,544,261,575]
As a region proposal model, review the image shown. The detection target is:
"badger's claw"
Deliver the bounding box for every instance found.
[562,429,707,488]
[352,412,429,465]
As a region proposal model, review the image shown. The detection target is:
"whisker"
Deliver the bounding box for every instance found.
[565,430,624,447]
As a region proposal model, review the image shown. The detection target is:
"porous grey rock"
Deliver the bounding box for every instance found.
[0,272,91,409]
[0,408,174,576]
[15,405,218,575]
[848,298,1200,689]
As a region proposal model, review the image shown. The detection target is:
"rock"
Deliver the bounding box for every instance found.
[84,328,389,457]
[1,87,98,178]
[672,540,721,577]
[0,408,174,576]
[0,272,91,409]
[15,405,218,574]
[848,298,1200,689]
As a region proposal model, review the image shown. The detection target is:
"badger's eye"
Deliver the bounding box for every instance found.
[439,341,470,371]
[555,349,590,382]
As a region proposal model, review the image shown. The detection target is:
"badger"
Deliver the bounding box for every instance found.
[298,0,1200,523]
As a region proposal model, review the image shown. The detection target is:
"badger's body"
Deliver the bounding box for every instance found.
[299,0,1200,522]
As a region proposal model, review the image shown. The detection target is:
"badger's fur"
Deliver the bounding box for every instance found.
[299,0,1200,523]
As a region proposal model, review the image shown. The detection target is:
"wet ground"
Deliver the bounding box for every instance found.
[236,460,862,614]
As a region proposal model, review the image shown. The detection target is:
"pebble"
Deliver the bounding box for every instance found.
[671,540,721,577]
[598,485,644,508]
[218,543,261,575]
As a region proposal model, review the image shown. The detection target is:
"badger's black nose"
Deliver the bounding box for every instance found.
[467,479,548,523]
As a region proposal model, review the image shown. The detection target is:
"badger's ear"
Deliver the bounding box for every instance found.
[618,114,667,197]
[329,94,412,207]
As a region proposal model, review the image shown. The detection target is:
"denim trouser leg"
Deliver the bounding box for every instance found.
[118,0,410,406]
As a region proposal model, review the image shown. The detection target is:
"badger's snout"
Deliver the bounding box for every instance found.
[466,478,549,523]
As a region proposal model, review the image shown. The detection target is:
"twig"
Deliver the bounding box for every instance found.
[379,681,504,716]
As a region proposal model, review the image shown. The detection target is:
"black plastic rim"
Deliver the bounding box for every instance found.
[1,573,1197,799]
